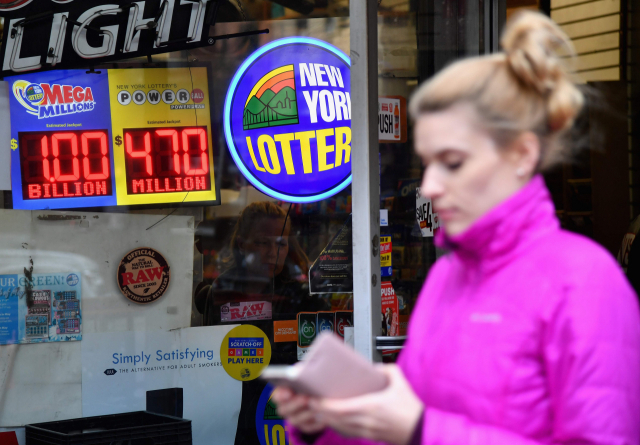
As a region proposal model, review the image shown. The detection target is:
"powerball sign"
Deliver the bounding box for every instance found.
[224,37,351,203]
[108,68,217,206]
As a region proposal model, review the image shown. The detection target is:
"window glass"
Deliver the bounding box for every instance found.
[0,4,352,445]
[376,0,637,366]
[377,0,489,361]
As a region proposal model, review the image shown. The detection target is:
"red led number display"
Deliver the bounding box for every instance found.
[123,126,211,195]
[19,130,112,200]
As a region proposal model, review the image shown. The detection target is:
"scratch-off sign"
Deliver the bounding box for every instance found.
[220,324,271,381]
[224,37,351,203]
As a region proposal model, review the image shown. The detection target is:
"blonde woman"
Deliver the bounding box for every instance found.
[273,10,640,445]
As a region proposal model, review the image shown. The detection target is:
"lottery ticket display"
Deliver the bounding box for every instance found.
[0,273,82,345]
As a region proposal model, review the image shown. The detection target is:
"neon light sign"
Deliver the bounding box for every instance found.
[224,37,351,203]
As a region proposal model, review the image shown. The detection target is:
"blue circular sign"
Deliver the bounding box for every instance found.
[255,383,289,445]
[24,83,44,104]
[66,274,79,286]
[224,37,351,203]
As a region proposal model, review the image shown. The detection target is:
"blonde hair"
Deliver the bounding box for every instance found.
[409,10,584,171]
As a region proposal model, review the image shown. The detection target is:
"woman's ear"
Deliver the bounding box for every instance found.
[236,238,245,255]
[509,132,541,178]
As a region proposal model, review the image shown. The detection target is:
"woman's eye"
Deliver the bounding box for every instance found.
[446,161,463,171]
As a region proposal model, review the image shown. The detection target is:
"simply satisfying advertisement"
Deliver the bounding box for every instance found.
[82,327,242,445]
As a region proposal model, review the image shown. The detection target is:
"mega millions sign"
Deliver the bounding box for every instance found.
[224,37,351,203]
[12,79,96,119]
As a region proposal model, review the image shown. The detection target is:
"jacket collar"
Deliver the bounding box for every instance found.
[435,175,559,273]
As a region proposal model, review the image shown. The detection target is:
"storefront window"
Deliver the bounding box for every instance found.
[0,2,354,445]
[376,0,635,364]
[0,1,636,444]
[377,0,493,360]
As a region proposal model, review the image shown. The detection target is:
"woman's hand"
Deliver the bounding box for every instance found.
[311,365,424,445]
[272,386,326,435]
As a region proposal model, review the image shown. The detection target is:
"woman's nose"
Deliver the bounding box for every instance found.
[421,167,444,199]
[266,242,279,257]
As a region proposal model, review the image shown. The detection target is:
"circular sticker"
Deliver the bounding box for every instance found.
[66,273,79,286]
[256,384,287,445]
[221,325,271,381]
[191,88,205,103]
[223,37,351,203]
[117,247,170,304]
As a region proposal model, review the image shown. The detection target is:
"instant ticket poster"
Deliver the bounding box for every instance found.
[0,273,82,345]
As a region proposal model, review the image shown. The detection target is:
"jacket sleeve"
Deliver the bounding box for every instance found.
[289,424,385,445]
[414,259,640,445]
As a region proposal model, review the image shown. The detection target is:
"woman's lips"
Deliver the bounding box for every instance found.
[435,208,456,221]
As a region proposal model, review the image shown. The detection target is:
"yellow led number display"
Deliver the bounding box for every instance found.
[109,68,217,206]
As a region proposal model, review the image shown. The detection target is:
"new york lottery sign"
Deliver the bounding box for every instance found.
[224,37,351,203]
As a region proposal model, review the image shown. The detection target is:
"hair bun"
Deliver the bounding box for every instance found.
[501,10,570,94]
[501,10,584,132]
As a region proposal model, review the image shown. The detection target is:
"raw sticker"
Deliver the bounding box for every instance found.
[221,301,272,322]
[117,247,170,304]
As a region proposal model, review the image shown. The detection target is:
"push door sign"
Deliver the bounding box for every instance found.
[117,247,170,304]
[224,37,352,203]
[378,96,407,143]
[416,187,439,237]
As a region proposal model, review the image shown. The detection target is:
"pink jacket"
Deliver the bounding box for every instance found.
[294,175,640,445]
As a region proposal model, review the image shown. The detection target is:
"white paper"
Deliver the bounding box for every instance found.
[0,209,195,426]
[343,326,355,348]
[82,326,242,445]
[380,209,389,227]
[416,187,439,237]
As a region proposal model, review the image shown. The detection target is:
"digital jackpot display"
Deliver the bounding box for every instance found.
[8,68,217,210]
[122,126,211,195]
[19,129,112,200]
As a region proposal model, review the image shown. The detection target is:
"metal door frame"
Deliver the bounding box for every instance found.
[349,0,505,362]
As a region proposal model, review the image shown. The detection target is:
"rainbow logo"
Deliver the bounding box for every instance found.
[243,64,298,130]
